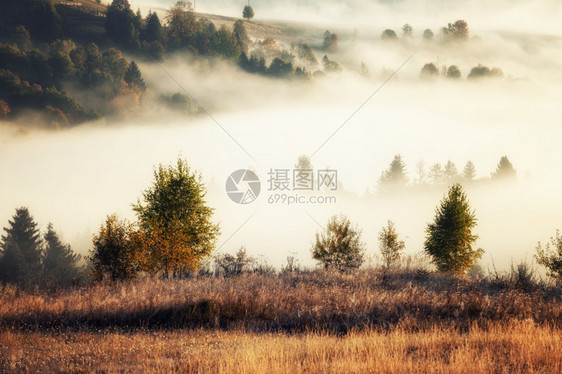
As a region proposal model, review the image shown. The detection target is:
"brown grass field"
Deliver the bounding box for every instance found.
[1,270,561,372]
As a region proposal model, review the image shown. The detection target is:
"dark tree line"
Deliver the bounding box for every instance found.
[104,1,249,61]
[238,53,310,79]
[0,0,323,126]
[105,1,313,79]
[0,0,62,42]
[0,207,83,289]
[0,1,153,126]
[381,19,469,43]
[0,33,146,126]
[378,154,517,195]
[420,62,503,80]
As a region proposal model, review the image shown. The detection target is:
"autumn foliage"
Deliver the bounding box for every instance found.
[89,158,220,280]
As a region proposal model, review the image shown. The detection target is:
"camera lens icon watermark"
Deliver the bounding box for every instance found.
[226,169,261,204]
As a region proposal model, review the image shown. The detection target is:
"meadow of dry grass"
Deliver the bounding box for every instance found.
[1,321,560,373]
[1,270,560,331]
[0,270,561,372]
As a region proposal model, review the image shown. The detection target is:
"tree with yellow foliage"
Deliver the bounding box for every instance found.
[133,158,220,277]
[89,215,145,280]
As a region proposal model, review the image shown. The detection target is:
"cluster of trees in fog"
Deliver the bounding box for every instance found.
[0,38,146,126]
[421,62,503,80]
[105,1,250,61]
[0,0,150,126]
[0,1,513,127]
[89,158,220,280]
[311,184,483,274]
[105,0,330,80]
[0,0,320,126]
[106,1,326,79]
[1,156,561,289]
[377,19,504,81]
[381,20,469,43]
[377,154,517,194]
[0,207,83,289]
[87,160,489,280]
[0,0,63,43]
[312,183,560,280]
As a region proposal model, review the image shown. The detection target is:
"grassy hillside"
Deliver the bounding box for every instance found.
[197,12,326,46]
[55,0,107,44]
[57,0,326,47]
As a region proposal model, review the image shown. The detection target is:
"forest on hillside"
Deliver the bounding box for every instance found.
[0,0,508,128]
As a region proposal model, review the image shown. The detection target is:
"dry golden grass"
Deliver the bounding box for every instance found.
[0,270,560,332]
[0,270,560,372]
[1,320,560,373]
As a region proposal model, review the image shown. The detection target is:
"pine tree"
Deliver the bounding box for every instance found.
[0,207,43,287]
[142,11,164,43]
[463,161,476,181]
[491,156,516,181]
[424,184,483,273]
[323,31,338,51]
[443,160,459,184]
[105,0,140,48]
[267,58,293,77]
[211,25,242,60]
[42,223,82,289]
[0,238,25,285]
[238,52,250,71]
[378,154,408,194]
[124,61,146,91]
[429,163,443,186]
[414,161,427,185]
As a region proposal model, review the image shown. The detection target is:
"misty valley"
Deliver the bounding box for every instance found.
[1,0,561,373]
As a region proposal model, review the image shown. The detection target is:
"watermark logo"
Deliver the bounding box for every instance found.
[267,168,338,191]
[226,168,338,206]
[226,169,261,204]
[266,168,339,205]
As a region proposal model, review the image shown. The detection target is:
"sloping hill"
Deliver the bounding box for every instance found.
[55,0,107,43]
[197,12,325,46]
[55,0,326,47]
